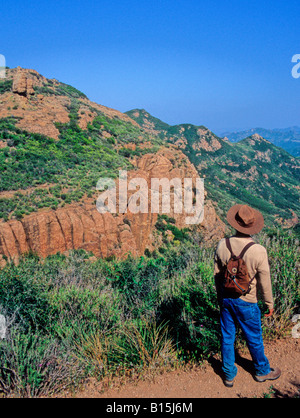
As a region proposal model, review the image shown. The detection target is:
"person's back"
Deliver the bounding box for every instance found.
[214,235,273,308]
[214,204,281,387]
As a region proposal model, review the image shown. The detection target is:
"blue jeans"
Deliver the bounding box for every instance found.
[220,298,271,381]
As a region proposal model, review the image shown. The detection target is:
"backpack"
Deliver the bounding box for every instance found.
[223,238,256,297]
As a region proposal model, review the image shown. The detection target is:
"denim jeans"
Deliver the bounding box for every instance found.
[220,297,271,381]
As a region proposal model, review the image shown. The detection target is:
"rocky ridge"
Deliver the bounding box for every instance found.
[0,67,138,139]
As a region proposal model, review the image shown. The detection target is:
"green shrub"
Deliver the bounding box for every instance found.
[0,79,13,94]
[0,116,136,218]
[0,327,81,397]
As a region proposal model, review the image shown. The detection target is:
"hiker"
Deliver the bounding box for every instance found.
[214,204,281,387]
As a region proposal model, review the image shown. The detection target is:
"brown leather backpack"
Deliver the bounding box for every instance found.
[223,238,256,296]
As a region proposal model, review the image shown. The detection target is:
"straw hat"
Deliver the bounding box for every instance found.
[226,204,264,235]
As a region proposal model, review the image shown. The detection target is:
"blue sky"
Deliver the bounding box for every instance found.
[1,0,300,133]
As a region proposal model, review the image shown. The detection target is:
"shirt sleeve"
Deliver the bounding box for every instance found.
[256,247,274,311]
[214,245,224,306]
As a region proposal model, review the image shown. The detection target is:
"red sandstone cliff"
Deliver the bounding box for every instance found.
[0,148,224,266]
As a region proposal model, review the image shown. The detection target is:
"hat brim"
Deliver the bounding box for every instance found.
[226,204,264,235]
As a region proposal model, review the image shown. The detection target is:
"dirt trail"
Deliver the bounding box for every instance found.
[67,338,299,399]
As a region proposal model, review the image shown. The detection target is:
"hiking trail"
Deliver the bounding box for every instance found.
[61,338,299,399]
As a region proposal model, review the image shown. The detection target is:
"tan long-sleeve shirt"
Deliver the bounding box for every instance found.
[214,236,274,310]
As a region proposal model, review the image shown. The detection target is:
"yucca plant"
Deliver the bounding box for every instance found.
[73,327,121,380]
[118,320,180,373]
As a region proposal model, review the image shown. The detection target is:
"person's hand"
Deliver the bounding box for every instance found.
[264,308,274,318]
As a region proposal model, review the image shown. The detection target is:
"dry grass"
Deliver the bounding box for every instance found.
[73,320,183,392]
[119,320,180,371]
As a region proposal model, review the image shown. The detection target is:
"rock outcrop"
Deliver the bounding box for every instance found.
[0,67,138,139]
[12,67,35,97]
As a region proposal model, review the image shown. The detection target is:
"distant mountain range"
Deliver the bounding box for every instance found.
[221,127,300,157]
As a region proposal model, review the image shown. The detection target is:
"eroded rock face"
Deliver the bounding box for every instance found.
[1,68,70,139]
[0,205,137,262]
[0,149,225,265]
[12,68,35,97]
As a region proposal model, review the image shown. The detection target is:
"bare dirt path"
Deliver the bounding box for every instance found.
[67,338,299,399]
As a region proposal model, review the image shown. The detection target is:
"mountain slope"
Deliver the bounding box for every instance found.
[0,68,224,264]
[0,67,139,139]
[0,72,163,220]
[126,109,300,227]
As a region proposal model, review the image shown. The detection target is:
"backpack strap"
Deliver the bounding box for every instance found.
[225,238,255,259]
[238,241,255,259]
[238,241,257,288]
[225,237,234,257]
